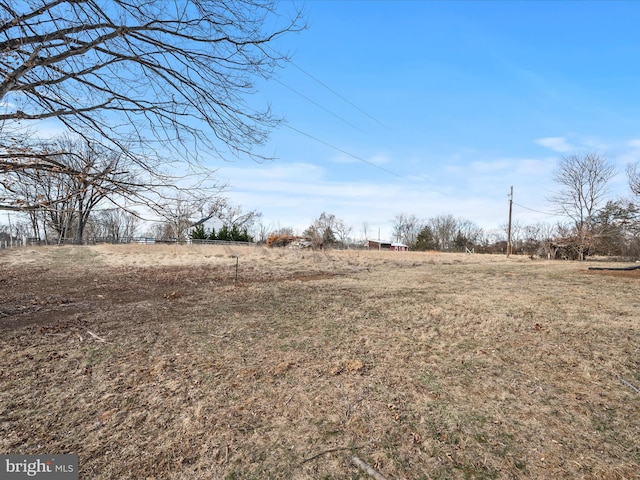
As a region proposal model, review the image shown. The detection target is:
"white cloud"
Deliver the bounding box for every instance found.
[534,136,575,153]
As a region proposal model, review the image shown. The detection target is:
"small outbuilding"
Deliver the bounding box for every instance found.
[366,240,408,251]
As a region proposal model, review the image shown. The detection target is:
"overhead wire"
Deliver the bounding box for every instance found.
[273,78,365,133]
[282,123,458,198]
[266,43,389,130]
[267,49,487,202]
[265,48,420,180]
[283,123,403,178]
[265,52,411,179]
[512,202,555,216]
[289,62,391,130]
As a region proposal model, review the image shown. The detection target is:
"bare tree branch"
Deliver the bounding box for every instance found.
[1,0,303,161]
[1,0,303,213]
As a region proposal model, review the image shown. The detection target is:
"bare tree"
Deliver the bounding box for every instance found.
[549,153,615,260]
[333,218,353,247]
[153,191,223,241]
[6,135,143,243]
[361,221,370,241]
[212,200,262,233]
[456,218,484,250]
[254,221,271,244]
[0,1,303,211]
[145,223,166,241]
[628,162,640,197]
[428,214,458,251]
[303,212,342,249]
[89,208,139,242]
[391,213,422,248]
[520,222,557,257]
[484,229,506,246]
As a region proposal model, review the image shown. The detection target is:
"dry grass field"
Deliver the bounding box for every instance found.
[1,244,638,479]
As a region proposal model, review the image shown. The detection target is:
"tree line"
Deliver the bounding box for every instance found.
[291,153,640,260]
[3,143,640,260]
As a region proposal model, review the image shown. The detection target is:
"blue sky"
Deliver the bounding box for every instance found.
[214,1,640,240]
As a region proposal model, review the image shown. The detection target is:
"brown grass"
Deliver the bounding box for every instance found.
[1,244,639,479]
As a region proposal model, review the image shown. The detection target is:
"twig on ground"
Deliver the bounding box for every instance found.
[616,375,639,394]
[529,385,542,395]
[300,446,360,464]
[86,330,107,343]
[345,397,364,421]
[351,456,389,480]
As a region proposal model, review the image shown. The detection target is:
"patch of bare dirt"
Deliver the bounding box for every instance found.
[587,268,640,278]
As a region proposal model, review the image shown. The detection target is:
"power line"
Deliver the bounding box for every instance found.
[283,123,404,178]
[266,44,389,130]
[513,202,555,216]
[289,62,390,130]
[283,123,457,199]
[274,78,365,133]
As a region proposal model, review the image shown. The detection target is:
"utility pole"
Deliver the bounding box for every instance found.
[507,186,513,257]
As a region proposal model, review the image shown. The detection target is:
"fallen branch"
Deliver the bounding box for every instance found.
[300,446,359,464]
[351,456,389,480]
[588,265,640,271]
[616,375,639,394]
[86,330,107,343]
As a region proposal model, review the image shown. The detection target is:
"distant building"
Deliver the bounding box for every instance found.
[366,240,408,251]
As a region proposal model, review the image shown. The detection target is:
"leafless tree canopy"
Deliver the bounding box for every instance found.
[0,0,302,213]
[549,152,615,259]
[17,135,137,242]
[303,212,351,248]
[1,0,301,156]
[391,213,422,247]
[627,162,640,197]
[550,153,615,226]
